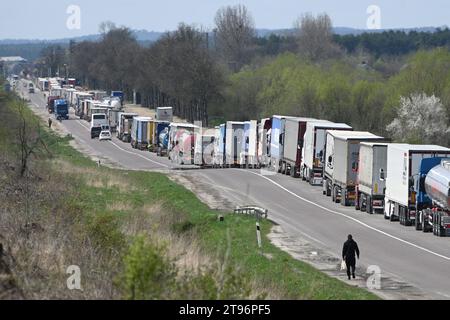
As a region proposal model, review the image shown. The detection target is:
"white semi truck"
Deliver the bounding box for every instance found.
[280,117,320,177]
[323,131,385,206]
[301,122,353,185]
[356,142,388,214]
[225,121,245,167]
[384,144,450,226]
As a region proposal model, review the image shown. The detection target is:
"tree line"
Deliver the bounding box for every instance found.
[34,7,450,144]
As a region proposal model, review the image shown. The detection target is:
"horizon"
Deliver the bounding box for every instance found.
[0,25,446,43]
[2,0,450,40]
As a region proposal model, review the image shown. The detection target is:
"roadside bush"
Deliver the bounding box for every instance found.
[121,235,177,300]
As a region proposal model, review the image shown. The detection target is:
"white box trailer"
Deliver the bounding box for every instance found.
[257,118,271,167]
[270,115,296,171]
[244,120,258,167]
[156,107,173,122]
[323,131,385,206]
[281,117,323,177]
[356,142,388,214]
[168,123,199,165]
[214,124,226,167]
[384,144,450,225]
[117,113,138,142]
[74,92,93,117]
[225,121,245,166]
[194,127,216,166]
[301,122,352,185]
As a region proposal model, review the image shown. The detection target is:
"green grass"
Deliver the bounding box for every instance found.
[27,106,379,300]
[38,126,378,299]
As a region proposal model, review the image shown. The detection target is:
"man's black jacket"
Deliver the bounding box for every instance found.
[342,239,360,261]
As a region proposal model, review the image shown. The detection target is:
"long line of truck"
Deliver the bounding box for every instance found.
[36,77,450,238]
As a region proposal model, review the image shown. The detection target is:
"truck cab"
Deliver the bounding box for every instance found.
[54,99,69,120]
[91,114,108,139]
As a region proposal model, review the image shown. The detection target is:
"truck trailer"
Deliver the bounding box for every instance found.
[301,122,353,185]
[168,123,198,165]
[117,113,137,142]
[243,120,258,168]
[131,117,152,150]
[384,144,450,226]
[152,121,170,156]
[194,129,216,166]
[419,159,450,236]
[280,117,322,177]
[156,107,173,122]
[214,124,226,168]
[225,121,245,167]
[323,131,385,206]
[355,142,388,214]
[74,92,93,118]
[270,115,296,171]
[257,118,271,167]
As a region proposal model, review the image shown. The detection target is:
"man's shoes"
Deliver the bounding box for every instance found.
[352,273,355,279]
[348,276,351,280]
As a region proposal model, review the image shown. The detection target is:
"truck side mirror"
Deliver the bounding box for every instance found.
[379,169,385,181]
[409,176,415,188]
[419,175,426,191]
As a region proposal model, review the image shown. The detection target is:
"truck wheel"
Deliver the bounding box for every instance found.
[422,217,427,232]
[415,212,422,231]
[334,186,340,203]
[355,194,361,211]
[390,213,396,222]
[341,190,348,206]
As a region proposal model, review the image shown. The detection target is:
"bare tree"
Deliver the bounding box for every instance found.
[15,101,50,177]
[214,4,256,71]
[294,13,341,61]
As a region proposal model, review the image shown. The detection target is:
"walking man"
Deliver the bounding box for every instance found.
[48,118,52,129]
[342,234,360,280]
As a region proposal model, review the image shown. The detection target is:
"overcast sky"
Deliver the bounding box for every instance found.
[1,0,449,39]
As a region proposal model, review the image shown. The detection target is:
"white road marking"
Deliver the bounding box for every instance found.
[74,119,169,168]
[243,170,450,262]
[109,140,169,168]
[198,171,327,246]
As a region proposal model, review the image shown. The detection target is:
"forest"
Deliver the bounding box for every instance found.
[31,7,450,146]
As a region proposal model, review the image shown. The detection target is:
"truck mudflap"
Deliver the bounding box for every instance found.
[433,212,450,237]
[399,207,416,226]
[372,199,384,212]
[310,171,323,186]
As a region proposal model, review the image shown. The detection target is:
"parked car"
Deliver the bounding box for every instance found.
[99,130,112,141]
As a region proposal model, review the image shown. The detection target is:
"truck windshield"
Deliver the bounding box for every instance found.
[93,115,106,120]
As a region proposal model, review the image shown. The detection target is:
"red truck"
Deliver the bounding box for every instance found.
[47,96,60,114]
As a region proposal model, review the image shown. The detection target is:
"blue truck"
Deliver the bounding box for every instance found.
[154,121,170,156]
[415,158,450,236]
[111,91,124,106]
[54,99,69,120]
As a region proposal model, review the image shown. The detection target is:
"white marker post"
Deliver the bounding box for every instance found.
[256,222,262,250]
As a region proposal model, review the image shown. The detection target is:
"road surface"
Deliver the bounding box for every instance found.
[19,82,450,299]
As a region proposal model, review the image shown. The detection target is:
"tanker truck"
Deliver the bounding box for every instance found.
[156,126,170,157]
[416,159,450,236]
[384,144,450,226]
